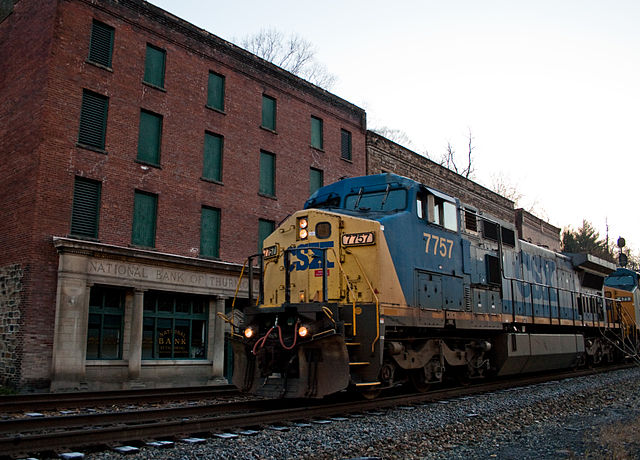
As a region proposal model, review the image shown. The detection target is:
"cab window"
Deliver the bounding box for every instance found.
[419,191,458,232]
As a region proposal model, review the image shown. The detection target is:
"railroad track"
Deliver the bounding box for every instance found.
[0,364,632,458]
[0,385,238,412]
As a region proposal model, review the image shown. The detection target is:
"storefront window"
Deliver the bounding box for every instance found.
[142,291,208,359]
[87,286,125,359]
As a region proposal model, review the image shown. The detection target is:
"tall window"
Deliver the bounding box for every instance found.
[261,95,276,131]
[310,168,323,195]
[341,129,352,161]
[258,219,275,252]
[137,109,162,165]
[311,116,323,150]
[259,151,275,197]
[71,176,101,238]
[78,89,108,150]
[132,190,157,247]
[88,20,114,68]
[200,206,220,259]
[142,291,208,359]
[207,71,225,111]
[143,44,166,88]
[203,132,223,182]
[87,286,125,360]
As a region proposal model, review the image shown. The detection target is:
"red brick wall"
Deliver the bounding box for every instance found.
[0,0,59,388]
[45,0,365,263]
[0,0,366,388]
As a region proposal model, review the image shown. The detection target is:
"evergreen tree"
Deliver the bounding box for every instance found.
[561,220,613,262]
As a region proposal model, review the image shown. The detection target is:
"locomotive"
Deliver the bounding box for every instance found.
[604,268,640,353]
[230,173,627,398]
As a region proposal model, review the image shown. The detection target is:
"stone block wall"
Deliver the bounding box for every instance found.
[0,264,23,388]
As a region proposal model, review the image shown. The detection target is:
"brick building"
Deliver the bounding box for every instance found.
[0,0,365,391]
[367,132,560,248]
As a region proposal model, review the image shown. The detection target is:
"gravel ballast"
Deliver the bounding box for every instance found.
[86,366,640,460]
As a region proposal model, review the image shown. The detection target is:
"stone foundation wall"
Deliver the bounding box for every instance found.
[0,264,23,388]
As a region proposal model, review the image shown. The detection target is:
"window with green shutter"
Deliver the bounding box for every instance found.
[341,129,352,161]
[88,20,114,68]
[132,190,157,247]
[311,116,323,150]
[261,95,276,131]
[258,219,275,252]
[259,151,275,197]
[309,168,323,195]
[203,132,223,182]
[207,71,225,111]
[71,176,101,238]
[143,44,166,88]
[137,110,162,165]
[78,89,108,150]
[200,206,220,259]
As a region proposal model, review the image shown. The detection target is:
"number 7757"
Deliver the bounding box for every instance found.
[423,232,453,258]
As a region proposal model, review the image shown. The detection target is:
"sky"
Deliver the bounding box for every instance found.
[151,0,640,257]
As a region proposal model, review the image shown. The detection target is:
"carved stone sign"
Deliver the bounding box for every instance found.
[86,259,254,294]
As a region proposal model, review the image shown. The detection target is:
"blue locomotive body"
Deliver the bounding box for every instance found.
[231,174,625,398]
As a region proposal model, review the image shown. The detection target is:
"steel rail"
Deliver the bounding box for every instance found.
[0,385,238,412]
[0,364,632,458]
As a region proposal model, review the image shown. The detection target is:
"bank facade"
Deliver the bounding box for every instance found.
[0,0,365,391]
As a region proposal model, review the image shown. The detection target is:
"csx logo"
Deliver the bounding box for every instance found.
[289,242,335,272]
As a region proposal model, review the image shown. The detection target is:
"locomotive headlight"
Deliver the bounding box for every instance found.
[298,325,309,338]
[244,326,255,339]
[297,217,309,240]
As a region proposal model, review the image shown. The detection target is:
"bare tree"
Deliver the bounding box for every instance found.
[439,128,474,179]
[370,126,415,150]
[490,172,524,205]
[241,28,336,90]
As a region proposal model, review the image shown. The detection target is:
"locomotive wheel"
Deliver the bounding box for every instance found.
[409,369,431,393]
[361,388,382,400]
[453,367,471,387]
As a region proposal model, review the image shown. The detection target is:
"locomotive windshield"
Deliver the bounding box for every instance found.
[344,187,407,213]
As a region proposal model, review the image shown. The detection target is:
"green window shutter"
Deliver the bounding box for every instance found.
[258,219,275,252]
[78,89,108,149]
[137,110,162,165]
[309,168,323,196]
[144,44,166,88]
[132,191,157,247]
[261,95,276,131]
[311,116,323,149]
[203,132,223,182]
[71,176,101,238]
[88,20,114,68]
[341,129,352,161]
[259,151,275,196]
[200,206,220,258]
[207,72,225,111]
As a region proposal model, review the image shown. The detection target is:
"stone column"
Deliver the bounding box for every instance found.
[50,253,90,391]
[127,288,145,382]
[208,296,228,384]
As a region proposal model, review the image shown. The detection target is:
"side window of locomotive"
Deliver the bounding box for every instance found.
[416,195,425,219]
[426,193,458,232]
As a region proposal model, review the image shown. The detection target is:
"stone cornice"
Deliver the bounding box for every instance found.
[53,236,247,274]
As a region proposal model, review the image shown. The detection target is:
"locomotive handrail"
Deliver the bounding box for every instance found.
[344,248,380,353]
[282,246,330,303]
[507,275,612,328]
[329,248,358,335]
